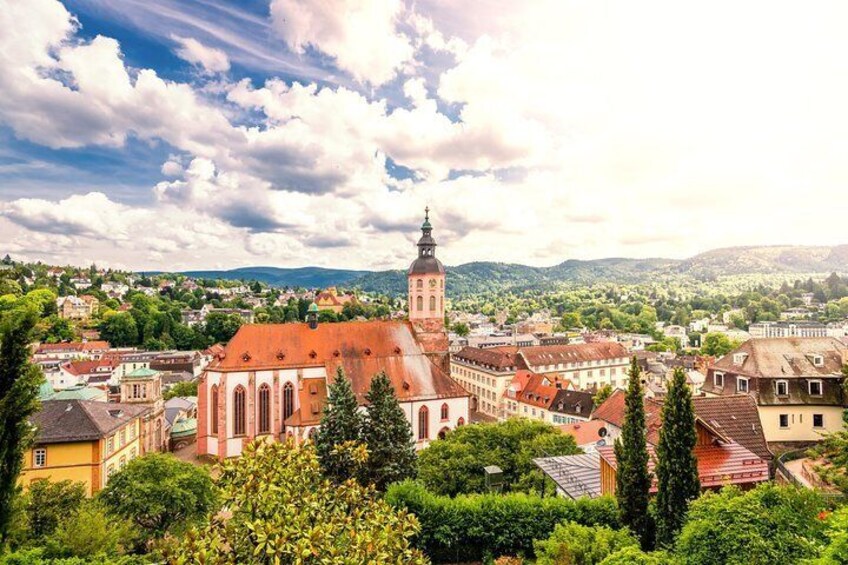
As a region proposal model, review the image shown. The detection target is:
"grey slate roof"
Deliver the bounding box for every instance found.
[534,453,601,499]
[30,400,149,444]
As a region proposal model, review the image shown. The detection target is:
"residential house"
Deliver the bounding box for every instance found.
[313,287,356,314]
[535,391,771,499]
[33,340,112,362]
[749,321,828,339]
[701,337,847,446]
[57,295,99,320]
[20,400,148,495]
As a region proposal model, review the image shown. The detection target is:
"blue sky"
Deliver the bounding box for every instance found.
[3,0,848,271]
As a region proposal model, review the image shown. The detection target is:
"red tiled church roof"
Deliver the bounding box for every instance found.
[209,321,467,402]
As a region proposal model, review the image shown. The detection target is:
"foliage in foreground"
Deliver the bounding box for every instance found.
[99,453,216,541]
[386,480,618,563]
[165,440,427,564]
[417,418,580,496]
[0,300,46,544]
[675,483,828,565]
[534,521,638,565]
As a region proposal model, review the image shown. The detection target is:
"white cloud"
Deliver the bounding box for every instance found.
[5,0,848,272]
[269,0,414,85]
[172,35,231,74]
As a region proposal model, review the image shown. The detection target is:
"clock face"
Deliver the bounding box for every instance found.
[429,278,437,288]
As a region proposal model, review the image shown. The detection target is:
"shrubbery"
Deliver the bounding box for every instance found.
[534,521,638,565]
[675,483,829,565]
[386,480,619,562]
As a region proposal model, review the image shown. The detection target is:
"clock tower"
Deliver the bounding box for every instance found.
[408,207,448,369]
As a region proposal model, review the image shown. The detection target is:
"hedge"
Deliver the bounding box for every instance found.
[385,480,619,563]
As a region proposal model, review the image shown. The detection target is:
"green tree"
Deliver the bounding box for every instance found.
[315,366,364,483]
[46,501,133,560]
[418,419,579,496]
[812,505,848,565]
[24,480,86,542]
[534,522,638,565]
[599,547,673,565]
[202,312,242,343]
[163,380,199,400]
[360,372,416,490]
[614,357,653,549]
[164,440,427,564]
[0,306,44,545]
[700,333,739,357]
[453,322,470,337]
[40,316,75,343]
[594,384,613,406]
[98,312,138,347]
[675,484,827,565]
[99,453,216,541]
[654,367,700,547]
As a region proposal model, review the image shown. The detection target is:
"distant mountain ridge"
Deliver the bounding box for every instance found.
[177,245,848,295]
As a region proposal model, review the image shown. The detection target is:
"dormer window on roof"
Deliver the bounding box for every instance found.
[807,354,824,367]
[733,353,748,365]
[241,352,251,362]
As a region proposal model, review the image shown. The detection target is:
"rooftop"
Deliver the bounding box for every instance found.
[30,400,150,444]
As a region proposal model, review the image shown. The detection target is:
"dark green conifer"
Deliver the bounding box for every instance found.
[315,366,364,482]
[655,367,700,547]
[614,356,653,549]
[360,372,417,490]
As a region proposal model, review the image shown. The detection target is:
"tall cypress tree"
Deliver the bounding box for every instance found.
[614,356,653,549]
[0,307,43,544]
[655,367,700,547]
[360,372,417,490]
[315,366,364,483]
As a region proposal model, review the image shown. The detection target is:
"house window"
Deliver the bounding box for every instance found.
[120,428,126,447]
[713,372,724,387]
[233,386,246,436]
[107,436,115,454]
[440,403,449,421]
[809,380,823,396]
[429,296,436,311]
[733,353,747,365]
[779,414,789,428]
[417,279,423,289]
[775,380,788,396]
[119,456,126,470]
[210,385,219,435]
[810,354,824,367]
[130,447,137,459]
[33,448,46,468]
[813,414,824,428]
[418,406,429,440]
[106,464,115,482]
[416,295,423,312]
[258,384,271,434]
[282,382,294,428]
[737,377,749,393]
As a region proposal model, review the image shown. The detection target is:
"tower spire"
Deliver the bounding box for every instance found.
[422,206,432,230]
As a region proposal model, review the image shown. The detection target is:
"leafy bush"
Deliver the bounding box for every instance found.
[534,521,638,565]
[810,506,848,565]
[386,480,618,563]
[418,419,580,496]
[675,484,828,565]
[599,547,675,565]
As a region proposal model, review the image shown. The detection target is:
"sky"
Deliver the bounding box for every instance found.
[2,0,848,272]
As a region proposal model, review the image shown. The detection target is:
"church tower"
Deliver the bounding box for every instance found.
[408,207,448,369]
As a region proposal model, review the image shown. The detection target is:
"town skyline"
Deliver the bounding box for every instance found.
[5,1,848,271]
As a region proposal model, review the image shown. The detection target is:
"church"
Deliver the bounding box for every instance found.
[197,209,470,459]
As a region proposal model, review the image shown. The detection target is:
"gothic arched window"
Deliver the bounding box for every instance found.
[418,406,429,440]
[233,386,246,437]
[440,403,449,420]
[258,383,271,434]
[429,295,436,311]
[416,295,423,312]
[210,385,219,435]
[282,382,294,428]
[457,417,465,426]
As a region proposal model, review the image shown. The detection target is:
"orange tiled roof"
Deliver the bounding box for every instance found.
[453,346,523,370]
[597,442,769,492]
[559,419,611,445]
[519,342,629,366]
[285,378,327,427]
[517,373,560,409]
[37,341,110,353]
[210,321,467,402]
